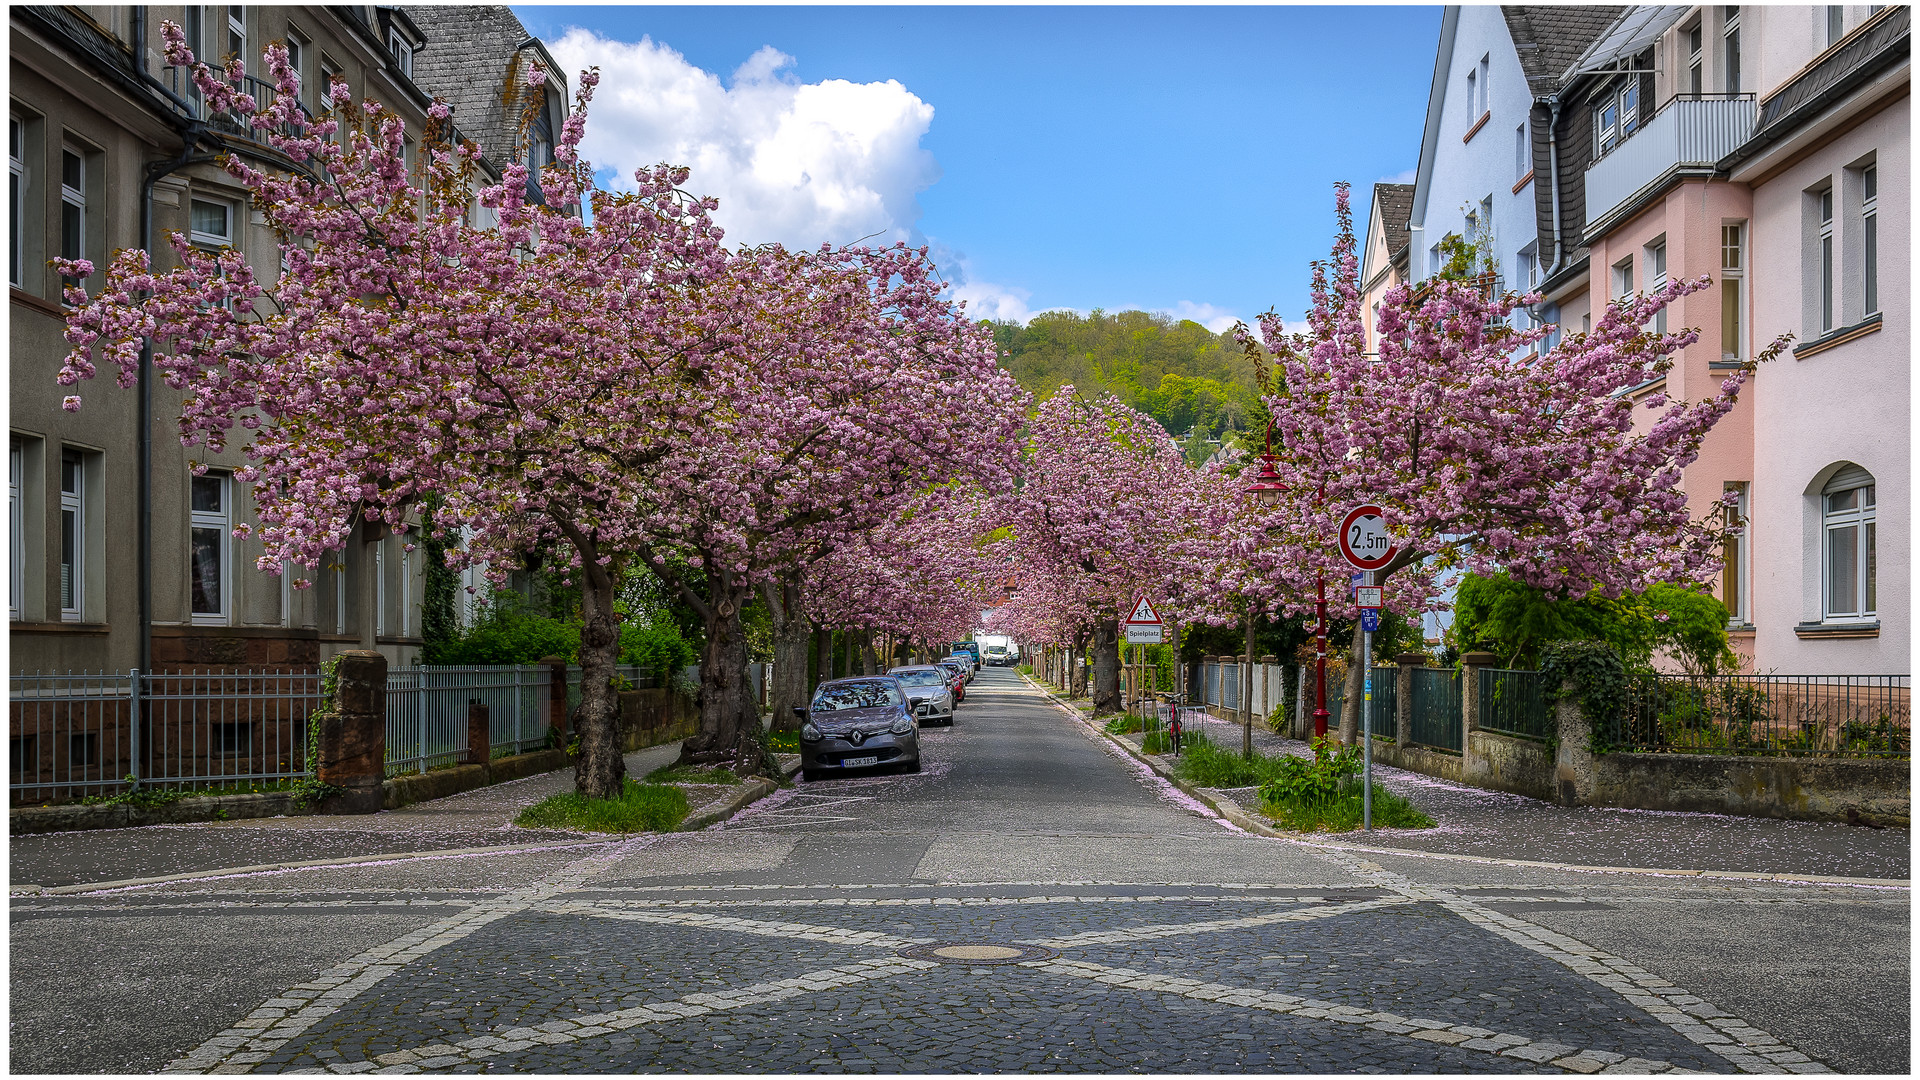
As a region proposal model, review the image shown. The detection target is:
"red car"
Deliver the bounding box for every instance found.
[934,659,967,704]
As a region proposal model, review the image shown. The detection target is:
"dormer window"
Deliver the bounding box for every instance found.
[389,30,413,78]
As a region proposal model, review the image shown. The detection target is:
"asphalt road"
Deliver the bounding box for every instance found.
[9,666,1909,1074]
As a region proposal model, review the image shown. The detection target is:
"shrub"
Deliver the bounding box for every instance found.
[514,780,689,833]
[432,592,580,666]
[620,620,698,677]
[1104,714,1145,735]
[1247,736,1431,831]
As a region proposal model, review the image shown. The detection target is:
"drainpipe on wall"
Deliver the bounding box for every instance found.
[1545,95,1565,275]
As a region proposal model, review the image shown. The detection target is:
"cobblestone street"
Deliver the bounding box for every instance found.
[10,668,1909,1074]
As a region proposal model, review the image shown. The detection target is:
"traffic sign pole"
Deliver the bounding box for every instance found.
[1360,569,1373,831]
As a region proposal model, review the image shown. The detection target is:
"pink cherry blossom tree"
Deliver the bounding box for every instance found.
[1005,389,1202,714]
[1233,183,1782,741]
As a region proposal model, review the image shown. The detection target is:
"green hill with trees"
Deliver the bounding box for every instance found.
[987,310,1268,464]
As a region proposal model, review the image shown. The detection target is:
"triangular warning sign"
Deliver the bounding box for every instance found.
[1126,596,1161,624]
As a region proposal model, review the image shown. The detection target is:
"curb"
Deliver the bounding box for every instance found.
[1019,674,1911,890]
[679,755,803,832]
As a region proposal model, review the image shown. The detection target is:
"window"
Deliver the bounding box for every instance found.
[1723,7,1742,94]
[190,198,231,247]
[60,148,84,292]
[1826,6,1845,47]
[1720,223,1745,361]
[9,115,24,287]
[1818,186,1834,333]
[9,441,22,621]
[388,30,413,78]
[183,7,206,115]
[1821,465,1876,620]
[190,473,229,624]
[1515,124,1528,182]
[69,732,98,768]
[399,545,412,638]
[1862,165,1878,316]
[59,451,82,622]
[227,5,245,59]
[318,61,341,145]
[286,31,308,107]
[215,722,252,756]
[1612,256,1634,302]
[1722,482,1748,625]
[1593,78,1639,157]
[1687,22,1703,96]
[1646,239,1667,334]
[375,539,386,636]
[1478,54,1491,116]
[332,547,346,635]
[1466,70,1477,126]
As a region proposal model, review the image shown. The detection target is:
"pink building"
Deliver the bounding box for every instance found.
[1570,4,1906,675]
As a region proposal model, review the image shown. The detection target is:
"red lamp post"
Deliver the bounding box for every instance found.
[1242,437,1332,741]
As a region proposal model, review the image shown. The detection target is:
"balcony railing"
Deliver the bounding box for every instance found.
[1584,94,1755,232]
[166,66,313,143]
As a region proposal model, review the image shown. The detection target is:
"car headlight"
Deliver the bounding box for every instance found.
[890,716,914,735]
[800,722,822,741]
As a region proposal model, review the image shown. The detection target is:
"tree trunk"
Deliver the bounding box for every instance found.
[816,627,834,686]
[679,571,773,776]
[858,627,878,675]
[764,578,811,734]
[1069,630,1091,698]
[1091,616,1122,715]
[573,553,627,799]
[1339,621,1364,747]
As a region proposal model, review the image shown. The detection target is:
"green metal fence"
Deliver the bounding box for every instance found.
[1615,674,1909,757]
[1410,667,1462,752]
[1367,664,1398,741]
[1478,667,1553,741]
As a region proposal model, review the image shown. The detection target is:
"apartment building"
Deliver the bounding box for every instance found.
[10,5,569,674]
[1405,5,1907,676]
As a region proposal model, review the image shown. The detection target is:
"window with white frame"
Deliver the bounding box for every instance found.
[286,31,308,108]
[1478,54,1491,116]
[1611,256,1633,302]
[1687,21,1703,95]
[60,148,84,292]
[1821,465,1876,621]
[1515,124,1528,182]
[1817,184,1835,333]
[9,440,22,622]
[9,115,25,288]
[319,60,340,137]
[1826,6,1844,47]
[1721,482,1748,625]
[1862,164,1878,316]
[190,472,230,624]
[1465,69,1477,128]
[227,5,245,59]
[332,548,346,635]
[1646,238,1667,334]
[59,451,83,622]
[389,30,413,78]
[399,545,411,638]
[183,7,206,116]
[1720,223,1745,361]
[1723,6,1742,94]
[190,197,231,248]
[1593,77,1638,157]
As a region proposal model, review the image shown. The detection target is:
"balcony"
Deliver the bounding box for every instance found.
[1583,94,1755,235]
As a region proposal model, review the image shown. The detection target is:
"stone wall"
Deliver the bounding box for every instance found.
[619,688,700,752]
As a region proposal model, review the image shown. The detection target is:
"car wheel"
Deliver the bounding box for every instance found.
[901,758,922,774]
[802,769,822,783]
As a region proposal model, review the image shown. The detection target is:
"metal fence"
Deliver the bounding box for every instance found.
[1410,667,1462,752]
[1367,665,1398,741]
[385,665,556,776]
[1479,668,1553,741]
[1614,674,1910,758]
[11,669,318,804]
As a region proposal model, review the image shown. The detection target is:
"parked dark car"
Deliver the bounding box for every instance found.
[797,677,922,782]
[887,666,955,725]
[934,659,968,702]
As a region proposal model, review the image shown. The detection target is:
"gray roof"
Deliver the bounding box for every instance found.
[406,5,562,169]
[1501,5,1630,96]
[1372,182,1415,260]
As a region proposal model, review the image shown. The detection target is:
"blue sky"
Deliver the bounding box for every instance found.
[514,5,1440,330]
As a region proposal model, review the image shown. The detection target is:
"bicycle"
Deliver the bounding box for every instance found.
[1158,691,1186,756]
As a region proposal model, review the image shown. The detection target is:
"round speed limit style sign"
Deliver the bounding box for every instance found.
[1339,504,1399,571]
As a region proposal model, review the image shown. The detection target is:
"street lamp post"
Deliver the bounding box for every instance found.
[1242,440,1332,742]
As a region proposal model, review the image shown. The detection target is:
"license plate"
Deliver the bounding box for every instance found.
[842,756,878,768]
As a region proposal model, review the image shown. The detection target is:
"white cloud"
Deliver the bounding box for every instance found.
[1157,301,1243,333]
[548,29,940,249]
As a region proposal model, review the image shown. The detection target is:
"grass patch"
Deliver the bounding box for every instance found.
[767,731,800,754]
[514,780,690,833]
[1140,728,1202,754]
[1167,735,1314,788]
[1259,782,1435,832]
[645,764,739,785]
[1103,714,1145,735]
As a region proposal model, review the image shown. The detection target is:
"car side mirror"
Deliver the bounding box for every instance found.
[793,706,807,719]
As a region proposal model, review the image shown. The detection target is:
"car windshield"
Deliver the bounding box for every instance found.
[889,669,944,687]
[811,682,903,711]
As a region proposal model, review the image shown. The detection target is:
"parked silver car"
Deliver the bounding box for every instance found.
[887,666,955,725]
[797,677,922,782]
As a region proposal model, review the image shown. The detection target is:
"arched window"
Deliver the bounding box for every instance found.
[1821,464,1876,620]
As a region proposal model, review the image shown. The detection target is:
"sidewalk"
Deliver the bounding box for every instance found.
[8,742,789,891]
[1038,678,1910,883]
